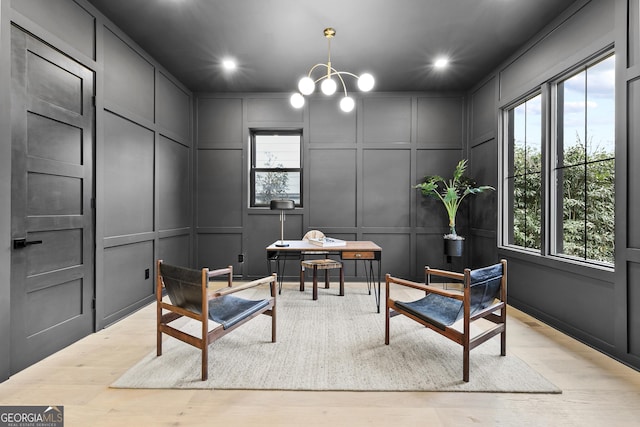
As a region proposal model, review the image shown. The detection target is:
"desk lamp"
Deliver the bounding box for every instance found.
[270,199,295,247]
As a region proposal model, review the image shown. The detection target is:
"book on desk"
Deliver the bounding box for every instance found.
[307,237,346,247]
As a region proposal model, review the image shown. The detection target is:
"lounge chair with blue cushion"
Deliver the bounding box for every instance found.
[385,259,507,382]
[156,260,276,380]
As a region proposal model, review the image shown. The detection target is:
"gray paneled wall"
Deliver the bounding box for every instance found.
[629,79,640,249]
[470,77,496,141]
[468,138,499,268]
[499,0,612,101]
[0,0,194,377]
[467,0,640,371]
[100,23,193,327]
[195,97,247,275]
[158,135,190,230]
[197,98,243,146]
[196,149,243,227]
[626,0,640,363]
[157,72,192,139]
[362,149,412,228]
[11,0,95,59]
[468,72,499,270]
[103,28,155,121]
[195,93,471,281]
[506,256,616,344]
[629,262,640,356]
[308,149,357,227]
[417,96,464,146]
[103,113,155,236]
[103,240,154,319]
[363,97,412,143]
[309,98,356,143]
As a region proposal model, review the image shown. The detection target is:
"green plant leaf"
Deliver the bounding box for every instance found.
[414,159,494,237]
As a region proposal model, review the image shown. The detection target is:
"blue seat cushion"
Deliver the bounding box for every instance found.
[208,295,270,329]
[395,293,463,330]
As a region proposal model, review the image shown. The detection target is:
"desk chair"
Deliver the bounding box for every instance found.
[299,230,344,299]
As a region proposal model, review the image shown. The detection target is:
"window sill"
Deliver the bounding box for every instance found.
[497,245,615,282]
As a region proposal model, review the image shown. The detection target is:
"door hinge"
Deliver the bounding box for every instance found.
[91,297,96,310]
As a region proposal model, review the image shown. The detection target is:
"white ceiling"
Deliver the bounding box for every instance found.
[86,0,578,93]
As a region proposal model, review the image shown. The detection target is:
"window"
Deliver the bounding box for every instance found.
[503,52,615,266]
[250,130,302,207]
[553,54,615,263]
[506,93,543,251]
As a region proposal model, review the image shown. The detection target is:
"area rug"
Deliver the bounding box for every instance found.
[111,285,561,393]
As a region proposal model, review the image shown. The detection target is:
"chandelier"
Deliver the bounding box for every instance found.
[290,28,374,113]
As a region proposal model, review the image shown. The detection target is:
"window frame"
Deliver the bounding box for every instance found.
[249,129,303,208]
[500,49,615,269]
[549,52,616,266]
[503,91,546,254]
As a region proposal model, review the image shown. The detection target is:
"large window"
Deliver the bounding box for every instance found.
[503,52,615,266]
[554,54,615,263]
[250,130,302,207]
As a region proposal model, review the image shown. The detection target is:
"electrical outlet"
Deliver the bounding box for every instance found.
[238,254,244,263]
[145,268,150,279]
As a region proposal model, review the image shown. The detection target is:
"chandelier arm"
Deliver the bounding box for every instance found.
[305,66,362,96]
[331,70,349,96]
[306,70,359,96]
[309,68,351,95]
[308,64,330,85]
[307,63,329,77]
[326,35,332,79]
[333,71,359,79]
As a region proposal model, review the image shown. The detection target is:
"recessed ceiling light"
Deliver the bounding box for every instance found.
[434,57,449,69]
[222,58,237,71]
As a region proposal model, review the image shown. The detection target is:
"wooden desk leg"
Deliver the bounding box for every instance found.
[300,266,305,291]
[325,269,330,289]
[312,265,318,300]
[339,266,344,296]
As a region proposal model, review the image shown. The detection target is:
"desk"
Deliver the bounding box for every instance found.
[266,240,382,312]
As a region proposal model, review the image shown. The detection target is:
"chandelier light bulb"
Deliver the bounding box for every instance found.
[298,76,315,95]
[340,96,355,112]
[290,92,305,109]
[358,73,375,92]
[321,78,337,95]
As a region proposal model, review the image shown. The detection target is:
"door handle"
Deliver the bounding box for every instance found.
[13,238,43,249]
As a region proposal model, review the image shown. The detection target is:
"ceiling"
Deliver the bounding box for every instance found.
[86,0,578,94]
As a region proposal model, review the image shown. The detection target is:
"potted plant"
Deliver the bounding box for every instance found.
[413,159,494,257]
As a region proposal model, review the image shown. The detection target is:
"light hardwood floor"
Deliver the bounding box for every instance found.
[0,282,639,427]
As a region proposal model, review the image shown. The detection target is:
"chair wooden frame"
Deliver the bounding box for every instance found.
[156,259,277,381]
[385,259,507,382]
